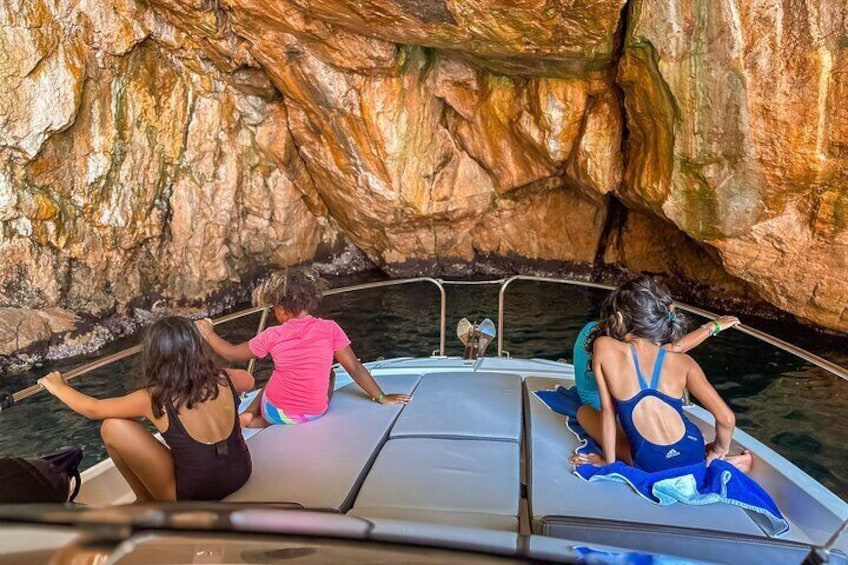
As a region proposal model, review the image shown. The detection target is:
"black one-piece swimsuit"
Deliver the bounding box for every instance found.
[162,378,252,501]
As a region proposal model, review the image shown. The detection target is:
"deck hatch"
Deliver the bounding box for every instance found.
[350,437,520,532]
[390,371,522,442]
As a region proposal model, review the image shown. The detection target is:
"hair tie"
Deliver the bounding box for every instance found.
[667,310,676,321]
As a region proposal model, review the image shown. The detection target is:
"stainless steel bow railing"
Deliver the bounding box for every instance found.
[496,275,848,382]
[6,274,847,408]
[9,277,446,406]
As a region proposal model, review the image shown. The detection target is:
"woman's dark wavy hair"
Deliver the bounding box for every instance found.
[252,267,324,313]
[143,316,226,418]
[589,275,691,349]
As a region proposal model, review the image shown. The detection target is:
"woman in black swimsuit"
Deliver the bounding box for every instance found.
[40,317,253,501]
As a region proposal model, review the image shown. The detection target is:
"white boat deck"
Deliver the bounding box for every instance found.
[77,356,848,563]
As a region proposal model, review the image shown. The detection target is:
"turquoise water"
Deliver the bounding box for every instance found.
[1,278,846,502]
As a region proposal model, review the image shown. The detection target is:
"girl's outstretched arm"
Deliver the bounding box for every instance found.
[334,346,411,405]
[38,371,153,421]
[684,357,735,463]
[196,319,255,363]
[665,315,739,353]
[592,340,619,465]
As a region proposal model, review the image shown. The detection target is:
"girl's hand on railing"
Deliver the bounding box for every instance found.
[195,318,216,341]
[37,371,67,395]
[715,316,740,332]
[379,393,412,405]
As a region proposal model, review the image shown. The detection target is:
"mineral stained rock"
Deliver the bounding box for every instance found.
[621,0,848,330]
[0,0,846,368]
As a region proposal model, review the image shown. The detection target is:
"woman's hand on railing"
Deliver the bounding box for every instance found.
[37,371,67,395]
[714,316,740,332]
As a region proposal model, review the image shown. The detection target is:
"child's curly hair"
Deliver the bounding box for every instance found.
[252,267,324,314]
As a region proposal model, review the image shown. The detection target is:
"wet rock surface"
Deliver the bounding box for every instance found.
[1,0,846,371]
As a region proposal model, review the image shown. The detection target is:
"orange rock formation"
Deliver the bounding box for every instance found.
[1,0,845,365]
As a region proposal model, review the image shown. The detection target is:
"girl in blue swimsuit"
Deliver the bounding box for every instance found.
[571,276,744,472]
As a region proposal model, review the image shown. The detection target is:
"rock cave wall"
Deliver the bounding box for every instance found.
[1,0,846,369]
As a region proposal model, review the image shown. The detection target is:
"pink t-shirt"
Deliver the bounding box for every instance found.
[248,316,351,416]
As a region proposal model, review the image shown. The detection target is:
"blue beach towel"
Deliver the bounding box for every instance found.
[533,386,789,537]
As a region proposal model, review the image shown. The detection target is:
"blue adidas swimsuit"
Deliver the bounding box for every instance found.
[615,344,705,472]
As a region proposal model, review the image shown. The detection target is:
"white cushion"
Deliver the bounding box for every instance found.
[390,371,522,441]
[350,437,520,531]
[225,374,421,510]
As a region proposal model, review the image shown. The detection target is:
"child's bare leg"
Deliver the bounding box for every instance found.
[575,405,632,465]
[239,412,271,428]
[239,386,268,428]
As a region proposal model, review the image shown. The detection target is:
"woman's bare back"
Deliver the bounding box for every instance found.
[153,382,236,444]
[595,337,695,446]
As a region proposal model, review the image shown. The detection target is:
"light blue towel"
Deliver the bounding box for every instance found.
[533,386,789,537]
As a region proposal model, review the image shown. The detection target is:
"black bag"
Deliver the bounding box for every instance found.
[0,446,84,503]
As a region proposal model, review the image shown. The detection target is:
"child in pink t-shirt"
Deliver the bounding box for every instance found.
[197,268,411,428]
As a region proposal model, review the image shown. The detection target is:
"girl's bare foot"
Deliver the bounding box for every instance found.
[724,450,753,473]
[244,413,271,428]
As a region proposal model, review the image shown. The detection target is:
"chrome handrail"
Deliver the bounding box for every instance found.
[245,307,270,376]
[497,275,616,357]
[8,278,447,405]
[11,306,268,405]
[323,277,447,356]
[680,303,848,382]
[496,275,848,382]
[8,274,846,406]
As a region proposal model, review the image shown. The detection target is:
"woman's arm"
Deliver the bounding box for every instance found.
[334,346,411,405]
[592,347,618,465]
[665,315,739,353]
[196,319,255,363]
[684,357,735,463]
[38,371,152,421]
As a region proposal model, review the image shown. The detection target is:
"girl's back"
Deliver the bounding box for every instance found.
[249,316,350,416]
[158,376,251,500]
[158,381,238,443]
[595,336,705,471]
[595,336,691,402]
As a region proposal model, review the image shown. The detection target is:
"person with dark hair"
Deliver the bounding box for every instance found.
[38,316,254,501]
[573,310,739,413]
[197,267,411,429]
[570,275,750,472]
[572,302,739,462]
